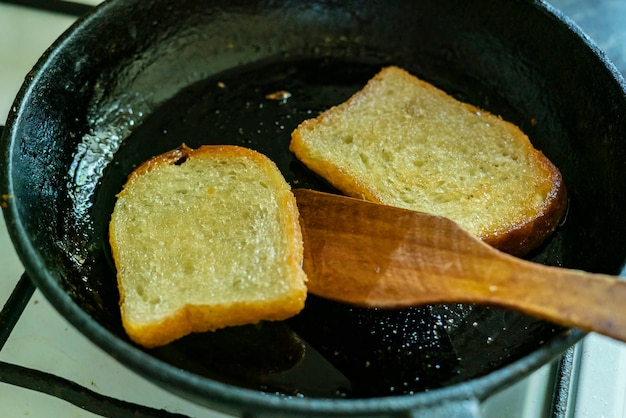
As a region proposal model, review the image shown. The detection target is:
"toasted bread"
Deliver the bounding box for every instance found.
[109,145,307,348]
[290,66,566,255]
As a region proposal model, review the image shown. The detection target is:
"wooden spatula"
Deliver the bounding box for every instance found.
[294,188,626,342]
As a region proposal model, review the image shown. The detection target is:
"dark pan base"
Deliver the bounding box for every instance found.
[96,59,564,398]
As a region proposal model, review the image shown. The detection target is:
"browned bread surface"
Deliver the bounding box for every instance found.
[290,66,567,256]
[109,145,307,348]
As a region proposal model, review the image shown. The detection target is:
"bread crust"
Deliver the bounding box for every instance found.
[110,144,307,348]
[290,66,567,256]
[481,156,567,256]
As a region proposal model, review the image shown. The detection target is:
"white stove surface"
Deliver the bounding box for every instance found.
[1,2,625,417]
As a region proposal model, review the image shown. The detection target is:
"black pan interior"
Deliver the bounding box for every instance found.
[3,0,626,406]
[94,59,570,397]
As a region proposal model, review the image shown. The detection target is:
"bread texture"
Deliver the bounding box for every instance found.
[290,66,566,256]
[109,144,307,348]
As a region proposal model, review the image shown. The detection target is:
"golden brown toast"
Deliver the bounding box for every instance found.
[290,66,566,256]
[109,145,307,348]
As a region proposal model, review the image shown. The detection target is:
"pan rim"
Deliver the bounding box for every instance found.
[1,0,624,414]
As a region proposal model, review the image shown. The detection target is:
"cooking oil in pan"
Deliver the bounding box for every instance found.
[96,58,563,398]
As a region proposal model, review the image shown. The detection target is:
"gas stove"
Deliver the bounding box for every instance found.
[1,1,625,417]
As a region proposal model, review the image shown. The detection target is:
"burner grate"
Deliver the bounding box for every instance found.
[0,275,190,418]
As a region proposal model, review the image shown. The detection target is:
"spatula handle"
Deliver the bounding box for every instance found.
[474,257,626,342]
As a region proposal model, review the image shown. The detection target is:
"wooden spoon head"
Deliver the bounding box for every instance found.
[293,188,501,308]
